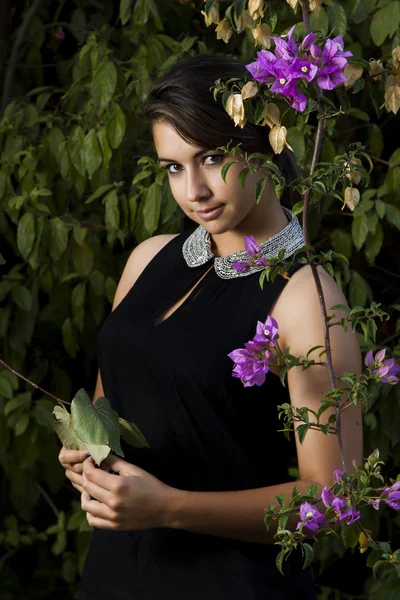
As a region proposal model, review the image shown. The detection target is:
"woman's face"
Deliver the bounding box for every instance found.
[152,120,270,236]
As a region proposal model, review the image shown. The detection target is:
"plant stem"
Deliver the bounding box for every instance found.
[0,358,70,405]
[301,1,347,472]
[1,0,45,114]
[36,483,60,519]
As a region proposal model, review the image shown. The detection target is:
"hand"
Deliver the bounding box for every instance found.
[58,447,89,493]
[81,455,180,531]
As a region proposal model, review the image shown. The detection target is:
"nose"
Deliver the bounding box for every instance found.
[185,167,212,203]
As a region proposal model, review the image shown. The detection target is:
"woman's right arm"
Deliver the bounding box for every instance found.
[58,234,178,492]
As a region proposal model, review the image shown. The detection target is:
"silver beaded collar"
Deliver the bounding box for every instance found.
[182,207,305,279]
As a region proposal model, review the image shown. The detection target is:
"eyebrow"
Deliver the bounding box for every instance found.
[158,148,214,163]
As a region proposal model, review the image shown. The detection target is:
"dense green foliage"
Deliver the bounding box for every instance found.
[0,1,399,598]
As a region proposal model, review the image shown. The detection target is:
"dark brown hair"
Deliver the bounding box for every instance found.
[143,54,300,207]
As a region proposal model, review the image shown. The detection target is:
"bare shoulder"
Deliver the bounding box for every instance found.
[272,265,356,355]
[112,234,179,310]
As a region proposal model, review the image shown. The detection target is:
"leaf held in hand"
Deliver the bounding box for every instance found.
[53,405,86,450]
[71,389,124,457]
[119,418,150,448]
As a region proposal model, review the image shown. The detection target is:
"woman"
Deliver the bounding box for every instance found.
[59,54,363,599]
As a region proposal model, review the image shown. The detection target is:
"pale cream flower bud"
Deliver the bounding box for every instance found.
[269,125,287,154]
[252,23,272,48]
[263,103,281,128]
[343,187,360,211]
[248,0,265,20]
[226,93,247,128]
[344,64,363,90]
[241,81,258,100]
[215,19,233,44]
[392,46,400,72]
[201,6,219,27]
[369,59,383,81]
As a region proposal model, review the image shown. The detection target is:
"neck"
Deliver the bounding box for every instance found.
[210,184,289,257]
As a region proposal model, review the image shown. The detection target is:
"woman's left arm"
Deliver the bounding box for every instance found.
[81,266,363,543]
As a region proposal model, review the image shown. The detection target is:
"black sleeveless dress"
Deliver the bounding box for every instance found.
[78,229,316,600]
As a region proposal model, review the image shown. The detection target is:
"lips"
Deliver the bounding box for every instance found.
[196,204,224,221]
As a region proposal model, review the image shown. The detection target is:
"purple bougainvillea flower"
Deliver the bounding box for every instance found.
[384,481,400,510]
[302,32,316,51]
[321,487,360,524]
[333,468,344,484]
[270,25,298,61]
[232,260,251,273]
[322,37,353,65]
[364,348,400,384]
[289,58,318,82]
[286,87,307,112]
[244,235,261,256]
[296,502,327,532]
[229,342,274,387]
[317,65,347,90]
[246,51,277,83]
[228,316,279,387]
[269,60,295,95]
[370,481,400,511]
[256,257,268,267]
[253,316,279,344]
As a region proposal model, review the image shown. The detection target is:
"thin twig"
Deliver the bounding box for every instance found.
[36,483,60,519]
[0,358,70,405]
[301,1,347,471]
[1,0,46,115]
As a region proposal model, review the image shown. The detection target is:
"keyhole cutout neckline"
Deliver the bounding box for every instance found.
[153,264,214,328]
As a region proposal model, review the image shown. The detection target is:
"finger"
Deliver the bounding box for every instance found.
[83,459,120,493]
[65,469,83,489]
[81,491,116,529]
[101,455,143,476]
[59,448,89,465]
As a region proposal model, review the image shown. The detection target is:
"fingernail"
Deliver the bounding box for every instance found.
[86,453,91,457]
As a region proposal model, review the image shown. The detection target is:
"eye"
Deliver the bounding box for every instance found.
[203,155,224,166]
[166,163,182,174]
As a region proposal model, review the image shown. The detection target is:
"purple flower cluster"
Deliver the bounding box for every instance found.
[246,26,352,112]
[228,315,278,387]
[370,481,400,511]
[232,235,269,273]
[296,486,360,533]
[321,487,360,524]
[364,348,400,385]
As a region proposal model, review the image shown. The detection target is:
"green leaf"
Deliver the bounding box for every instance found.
[68,126,86,177]
[327,4,347,37]
[97,127,113,170]
[71,389,123,459]
[291,201,304,217]
[255,178,267,204]
[147,0,163,29]
[221,161,236,184]
[4,393,31,417]
[365,222,383,262]
[14,413,30,436]
[120,0,133,24]
[132,0,150,25]
[351,213,369,250]
[85,184,114,205]
[119,418,150,448]
[297,424,309,445]
[62,318,78,359]
[370,2,400,46]
[340,521,360,548]
[310,5,329,37]
[275,550,286,575]
[72,240,94,277]
[331,229,352,260]
[91,61,117,111]
[238,167,249,190]
[107,104,126,149]
[17,213,35,261]
[53,404,87,450]
[12,286,32,311]
[0,376,13,399]
[83,129,102,179]
[143,182,162,235]
[349,271,370,308]
[302,543,314,569]
[104,189,120,231]
[385,203,400,230]
[49,217,69,261]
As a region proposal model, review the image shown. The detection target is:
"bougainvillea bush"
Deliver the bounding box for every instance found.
[0,1,400,598]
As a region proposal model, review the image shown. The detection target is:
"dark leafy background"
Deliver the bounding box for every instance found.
[0,1,399,598]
